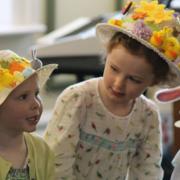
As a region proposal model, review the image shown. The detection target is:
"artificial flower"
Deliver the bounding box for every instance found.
[150,27,172,47]
[0,69,15,90]
[132,20,152,40]
[132,12,147,20]
[134,0,163,17]
[145,8,174,24]
[163,37,180,60]
[0,58,31,91]
[150,31,165,47]
[108,19,123,27]
[9,61,26,74]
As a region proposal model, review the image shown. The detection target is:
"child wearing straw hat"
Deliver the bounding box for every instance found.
[44,0,180,179]
[0,50,57,180]
[156,87,180,180]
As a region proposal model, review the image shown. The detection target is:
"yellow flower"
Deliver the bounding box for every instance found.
[108,19,123,27]
[0,69,15,90]
[145,8,174,24]
[163,37,180,60]
[150,31,165,47]
[134,0,161,17]
[150,27,172,47]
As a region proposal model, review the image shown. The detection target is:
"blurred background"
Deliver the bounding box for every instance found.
[0,0,180,179]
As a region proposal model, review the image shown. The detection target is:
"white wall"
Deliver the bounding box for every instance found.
[12,0,42,25]
[0,0,43,26]
[55,0,115,28]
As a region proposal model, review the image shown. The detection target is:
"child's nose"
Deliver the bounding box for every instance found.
[31,98,41,110]
[114,76,126,91]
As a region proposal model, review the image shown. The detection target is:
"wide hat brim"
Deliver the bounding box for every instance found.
[0,64,58,105]
[96,23,180,88]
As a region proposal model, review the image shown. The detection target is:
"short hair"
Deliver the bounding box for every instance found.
[105,32,171,85]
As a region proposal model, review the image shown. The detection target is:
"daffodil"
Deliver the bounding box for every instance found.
[145,8,174,24]
[150,27,172,47]
[0,69,15,90]
[163,37,180,60]
[134,0,162,17]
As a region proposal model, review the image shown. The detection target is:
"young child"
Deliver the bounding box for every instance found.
[0,50,57,179]
[44,1,180,179]
[156,87,180,180]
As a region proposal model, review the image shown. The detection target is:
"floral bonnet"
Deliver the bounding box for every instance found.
[96,0,180,88]
[0,49,58,105]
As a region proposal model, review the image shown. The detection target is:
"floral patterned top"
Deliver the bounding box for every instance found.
[6,167,29,180]
[44,77,163,180]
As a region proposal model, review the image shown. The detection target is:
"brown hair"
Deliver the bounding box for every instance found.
[104,32,172,85]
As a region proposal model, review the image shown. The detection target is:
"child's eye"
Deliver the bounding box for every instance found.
[18,94,28,100]
[111,65,117,72]
[129,76,142,84]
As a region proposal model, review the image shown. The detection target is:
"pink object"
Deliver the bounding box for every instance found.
[155,87,180,102]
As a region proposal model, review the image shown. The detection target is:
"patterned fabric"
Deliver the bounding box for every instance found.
[0,133,55,180]
[6,167,29,180]
[44,77,163,180]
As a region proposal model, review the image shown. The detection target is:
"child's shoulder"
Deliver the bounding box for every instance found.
[24,132,52,152]
[139,95,159,112]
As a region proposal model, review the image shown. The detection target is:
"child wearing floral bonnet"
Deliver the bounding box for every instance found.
[44,0,180,179]
[0,49,57,180]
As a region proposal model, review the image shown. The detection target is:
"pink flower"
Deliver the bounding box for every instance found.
[132,20,152,40]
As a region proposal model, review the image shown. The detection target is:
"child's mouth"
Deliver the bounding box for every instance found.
[26,115,39,124]
[111,89,125,97]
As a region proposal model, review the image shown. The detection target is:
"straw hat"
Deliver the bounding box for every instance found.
[0,49,58,105]
[96,0,180,88]
[155,86,180,127]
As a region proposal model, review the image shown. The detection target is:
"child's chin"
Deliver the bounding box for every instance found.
[25,126,37,133]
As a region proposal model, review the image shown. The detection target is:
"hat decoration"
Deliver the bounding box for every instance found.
[0,49,58,105]
[110,0,180,62]
[96,0,180,87]
[0,50,34,91]
[155,86,180,128]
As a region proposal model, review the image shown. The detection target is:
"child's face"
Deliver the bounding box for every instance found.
[0,74,42,134]
[101,44,155,105]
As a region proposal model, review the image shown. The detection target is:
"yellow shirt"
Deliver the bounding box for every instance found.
[0,133,55,180]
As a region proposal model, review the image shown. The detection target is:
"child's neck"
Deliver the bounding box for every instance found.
[98,79,135,116]
[0,131,28,169]
[0,131,24,149]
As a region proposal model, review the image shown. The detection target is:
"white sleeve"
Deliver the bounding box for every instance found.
[128,109,164,180]
[43,86,85,180]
